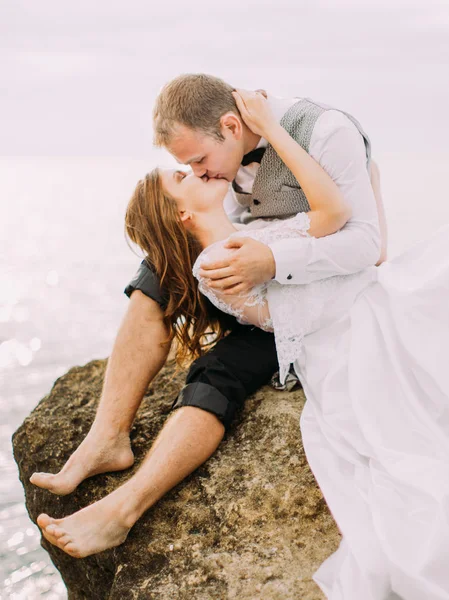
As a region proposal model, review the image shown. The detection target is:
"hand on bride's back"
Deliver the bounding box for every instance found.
[232,89,279,138]
[198,237,276,296]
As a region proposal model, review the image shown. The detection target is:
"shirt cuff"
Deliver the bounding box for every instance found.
[268,238,315,284]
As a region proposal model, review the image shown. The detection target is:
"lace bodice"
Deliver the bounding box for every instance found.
[192,238,274,335]
[192,213,377,384]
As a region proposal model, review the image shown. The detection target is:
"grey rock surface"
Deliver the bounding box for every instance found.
[12,359,340,599]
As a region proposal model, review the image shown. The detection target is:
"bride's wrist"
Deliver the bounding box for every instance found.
[262,122,283,144]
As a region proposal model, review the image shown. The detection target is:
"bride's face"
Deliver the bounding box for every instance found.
[159,167,229,218]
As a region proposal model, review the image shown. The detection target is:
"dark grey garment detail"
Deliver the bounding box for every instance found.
[171,322,280,430]
[232,179,249,196]
[124,260,244,331]
[270,364,302,391]
[233,97,372,221]
[171,382,229,419]
[124,259,168,309]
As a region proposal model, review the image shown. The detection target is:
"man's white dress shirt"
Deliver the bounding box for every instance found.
[223,94,381,285]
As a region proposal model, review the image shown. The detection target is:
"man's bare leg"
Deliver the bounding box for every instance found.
[30,290,172,495]
[37,405,225,558]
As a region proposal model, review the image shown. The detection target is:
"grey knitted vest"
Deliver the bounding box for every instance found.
[233,97,372,222]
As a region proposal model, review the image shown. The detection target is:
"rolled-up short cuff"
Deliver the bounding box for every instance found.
[171,382,234,430]
[124,260,168,309]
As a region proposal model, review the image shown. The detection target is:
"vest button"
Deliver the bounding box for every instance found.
[287,274,293,280]
[253,199,261,205]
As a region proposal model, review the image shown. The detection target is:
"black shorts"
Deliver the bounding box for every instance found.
[125,260,279,430]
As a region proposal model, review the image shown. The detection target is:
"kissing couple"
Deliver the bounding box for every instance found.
[30,74,449,599]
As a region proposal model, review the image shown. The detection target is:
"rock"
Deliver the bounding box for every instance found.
[12,359,341,599]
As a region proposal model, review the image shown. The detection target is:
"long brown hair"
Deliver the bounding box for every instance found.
[124,168,229,366]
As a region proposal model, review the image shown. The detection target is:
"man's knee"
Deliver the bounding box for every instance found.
[170,324,278,431]
[171,354,246,431]
[168,405,226,439]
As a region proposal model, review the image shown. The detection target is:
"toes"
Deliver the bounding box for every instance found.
[64,542,81,558]
[29,472,73,495]
[31,472,51,480]
[41,527,58,547]
[30,473,54,489]
[41,526,75,554]
[57,534,73,547]
[50,525,67,539]
[42,529,77,556]
[37,513,53,528]
[37,514,67,541]
[45,523,58,535]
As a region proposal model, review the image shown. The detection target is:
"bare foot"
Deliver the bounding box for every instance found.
[29,426,135,495]
[37,484,138,558]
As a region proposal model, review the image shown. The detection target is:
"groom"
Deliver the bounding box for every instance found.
[30,73,386,558]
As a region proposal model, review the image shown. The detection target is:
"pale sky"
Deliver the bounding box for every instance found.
[1,0,448,156]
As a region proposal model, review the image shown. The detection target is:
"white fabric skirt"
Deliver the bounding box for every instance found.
[295,224,449,599]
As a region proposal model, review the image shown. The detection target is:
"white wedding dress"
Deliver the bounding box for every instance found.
[192,213,449,600]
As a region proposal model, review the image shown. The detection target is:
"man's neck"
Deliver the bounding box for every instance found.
[242,125,262,155]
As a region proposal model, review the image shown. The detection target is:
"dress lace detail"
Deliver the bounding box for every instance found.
[267,275,346,384]
[228,213,315,383]
[192,212,372,385]
[238,212,312,246]
[192,243,273,332]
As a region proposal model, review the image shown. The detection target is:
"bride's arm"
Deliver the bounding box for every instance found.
[233,91,351,238]
[266,124,351,237]
[229,90,381,287]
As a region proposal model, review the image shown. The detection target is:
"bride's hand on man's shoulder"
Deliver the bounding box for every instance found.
[232,88,279,139]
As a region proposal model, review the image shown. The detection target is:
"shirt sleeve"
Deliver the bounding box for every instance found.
[223,185,248,224]
[268,111,381,285]
[124,259,168,308]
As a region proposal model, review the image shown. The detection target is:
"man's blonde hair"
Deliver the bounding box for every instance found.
[153,73,237,147]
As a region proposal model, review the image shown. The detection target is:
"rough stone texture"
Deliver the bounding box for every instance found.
[12,359,341,599]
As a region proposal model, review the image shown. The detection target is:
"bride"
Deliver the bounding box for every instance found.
[125,97,449,600]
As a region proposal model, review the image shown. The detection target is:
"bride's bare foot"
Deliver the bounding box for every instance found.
[37,483,139,558]
[29,425,135,495]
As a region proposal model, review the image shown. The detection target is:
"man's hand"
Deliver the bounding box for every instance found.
[198,237,276,295]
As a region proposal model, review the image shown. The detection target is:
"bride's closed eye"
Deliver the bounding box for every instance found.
[174,170,187,182]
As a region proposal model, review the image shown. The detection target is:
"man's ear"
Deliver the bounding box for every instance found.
[220,111,243,139]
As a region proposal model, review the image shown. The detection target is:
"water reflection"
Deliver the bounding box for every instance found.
[0,339,40,369]
[0,503,67,599]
